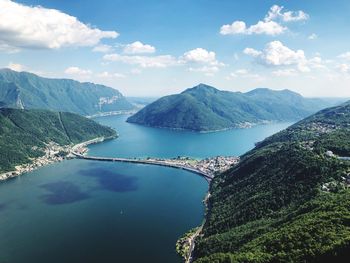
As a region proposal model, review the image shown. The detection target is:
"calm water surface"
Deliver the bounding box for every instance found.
[0,114,292,263]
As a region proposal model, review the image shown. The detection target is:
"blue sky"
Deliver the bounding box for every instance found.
[0,0,350,97]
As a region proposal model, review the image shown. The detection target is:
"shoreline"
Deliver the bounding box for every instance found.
[126,120,285,133]
[0,136,113,182]
[86,110,137,119]
[177,191,211,263]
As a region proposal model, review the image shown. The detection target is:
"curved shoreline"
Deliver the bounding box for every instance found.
[0,136,113,182]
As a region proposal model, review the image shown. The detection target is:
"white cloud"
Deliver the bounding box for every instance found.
[308,33,318,40]
[181,48,223,67]
[338,52,350,60]
[123,41,156,54]
[265,5,309,22]
[243,47,262,57]
[0,0,118,50]
[220,21,246,35]
[64,66,92,76]
[92,44,113,53]
[220,5,308,36]
[182,48,216,64]
[7,62,24,71]
[103,53,178,68]
[244,41,309,72]
[220,20,286,36]
[337,63,350,73]
[97,71,125,78]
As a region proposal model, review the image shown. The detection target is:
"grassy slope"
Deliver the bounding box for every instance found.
[0,108,116,173]
[193,101,350,262]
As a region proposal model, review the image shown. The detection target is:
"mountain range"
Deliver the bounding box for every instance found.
[127,84,344,131]
[193,101,350,262]
[0,69,134,115]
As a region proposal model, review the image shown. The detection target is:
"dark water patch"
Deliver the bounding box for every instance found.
[40,181,89,205]
[0,203,7,211]
[80,168,138,192]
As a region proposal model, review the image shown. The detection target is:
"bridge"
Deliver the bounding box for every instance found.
[72,152,213,182]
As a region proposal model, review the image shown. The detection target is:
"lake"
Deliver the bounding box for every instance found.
[0,115,292,263]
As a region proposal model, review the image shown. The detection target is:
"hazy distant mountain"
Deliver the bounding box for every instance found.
[0,69,134,115]
[127,83,344,131]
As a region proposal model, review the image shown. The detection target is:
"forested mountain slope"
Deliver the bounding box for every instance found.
[127,84,342,131]
[0,69,134,115]
[193,101,350,262]
[0,108,116,173]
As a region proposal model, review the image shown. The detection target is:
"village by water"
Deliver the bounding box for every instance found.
[0,114,292,263]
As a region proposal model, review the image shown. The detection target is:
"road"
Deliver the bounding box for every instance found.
[72,152,213,182]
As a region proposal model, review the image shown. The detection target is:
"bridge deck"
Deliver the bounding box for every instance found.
[72,152,213,182]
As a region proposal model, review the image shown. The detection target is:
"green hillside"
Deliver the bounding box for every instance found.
[192,101,350,262]
[0,68,134,115]
[127,84,343,132]
[0,108,116,173]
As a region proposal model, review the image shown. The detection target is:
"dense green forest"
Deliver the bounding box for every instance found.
[0,68,134,115]
[193,101,350,262]
[127,83,344,131]
[0,108,116,173]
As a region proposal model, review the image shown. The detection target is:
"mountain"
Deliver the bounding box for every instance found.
[0,108,116,173]
[127,84,344,131]
[0,68,134,115]
[192,101,350,262]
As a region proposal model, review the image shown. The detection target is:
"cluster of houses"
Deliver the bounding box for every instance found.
[0,142,70,181]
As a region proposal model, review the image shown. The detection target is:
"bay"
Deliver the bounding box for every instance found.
[0,115,292,263]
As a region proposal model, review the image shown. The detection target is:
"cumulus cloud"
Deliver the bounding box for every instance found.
[92,44,113,53]
[0,0,118,50]
[64,66,92,76]
[181,48,223,66]
[265,5,309,22]
[220,20,286,36]
[244,41,310,72]
[220,5,308,36]
[123,41,156,54]
[103,53,178,68]
[103,47,223,75]
[243,47,262,57]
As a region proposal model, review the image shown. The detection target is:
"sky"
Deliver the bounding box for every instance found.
[0,0,350,97]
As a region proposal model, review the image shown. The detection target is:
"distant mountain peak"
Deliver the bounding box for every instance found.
[182,83,219,94]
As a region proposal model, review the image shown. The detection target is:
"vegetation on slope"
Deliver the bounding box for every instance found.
[127,84,343,132]
[193,101,350,262]
[0,108,116,173]
[0,68,134,115]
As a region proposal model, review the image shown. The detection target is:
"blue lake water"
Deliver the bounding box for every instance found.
[0,115,292,263]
